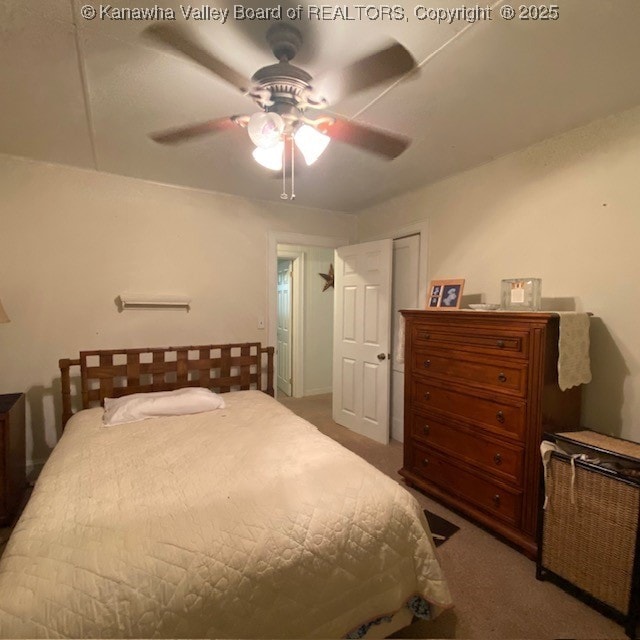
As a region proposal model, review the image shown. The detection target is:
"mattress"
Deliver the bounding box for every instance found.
[0,390,452,638]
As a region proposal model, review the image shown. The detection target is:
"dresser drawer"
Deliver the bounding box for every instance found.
[409,444,522,526]
[409,412,524,486]
[411,379,526,441]
[412,323,529,360]
[411,349,527,397]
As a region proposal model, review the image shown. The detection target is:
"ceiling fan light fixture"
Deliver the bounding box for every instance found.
[294,124,330,166]
[247,112,285,148]
[146,25,417,202]
[253,141,284,171]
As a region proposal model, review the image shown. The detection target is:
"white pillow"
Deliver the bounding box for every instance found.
[103,387,226,426]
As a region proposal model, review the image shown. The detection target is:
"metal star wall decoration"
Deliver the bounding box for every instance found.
[319,264,334,291]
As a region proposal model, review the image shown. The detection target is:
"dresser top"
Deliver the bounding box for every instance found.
[400,309,562,321]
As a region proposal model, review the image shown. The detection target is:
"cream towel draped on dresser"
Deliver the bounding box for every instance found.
[556,312,592,391]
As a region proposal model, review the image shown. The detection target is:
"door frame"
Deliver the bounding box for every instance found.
[359,222,428,443]
[359,221,430,308]
[276,251,304,397]
[267,231,349,398]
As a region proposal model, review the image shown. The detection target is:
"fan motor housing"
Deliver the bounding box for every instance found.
[266,22,303,62]
[268,103,303,133]
[251,63,313,110]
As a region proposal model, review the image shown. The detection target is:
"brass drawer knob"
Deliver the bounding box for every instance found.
[493,494,501,507]
[496,410,505,423]
[493,453,502,465]
[423,391,431,400]
[423,458,429,465]
[498,372,507,382]
[423,359,431,368]
[497,339,505,348]
[423,424,430,435]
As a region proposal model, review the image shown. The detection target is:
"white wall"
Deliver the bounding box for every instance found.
[357,105,640,442]
[278,244,334,396]
[0,154,356,469]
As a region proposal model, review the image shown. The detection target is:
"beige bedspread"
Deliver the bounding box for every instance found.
[0,391,451,638]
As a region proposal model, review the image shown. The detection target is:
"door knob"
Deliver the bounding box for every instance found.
[377,353,386,360]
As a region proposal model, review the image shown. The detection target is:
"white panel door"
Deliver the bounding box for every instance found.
[333,239,393,444]
[277,260,293,396]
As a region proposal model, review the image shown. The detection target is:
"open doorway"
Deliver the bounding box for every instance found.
[276,250,304,398]
[277,258,294,396]
[277,243,335,398]
[269,232,348,400]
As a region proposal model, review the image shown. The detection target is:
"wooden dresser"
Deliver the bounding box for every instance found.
[399,310,582,557]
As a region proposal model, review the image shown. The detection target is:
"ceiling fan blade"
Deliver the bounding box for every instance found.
[321,117,410,159]
[316,42,416,104]
[150,117,240,144]
[145,25,250,93]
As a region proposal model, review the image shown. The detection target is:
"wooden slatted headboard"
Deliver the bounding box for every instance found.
[59,343,275,428]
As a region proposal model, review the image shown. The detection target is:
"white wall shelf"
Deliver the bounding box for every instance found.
[118,295,191,311]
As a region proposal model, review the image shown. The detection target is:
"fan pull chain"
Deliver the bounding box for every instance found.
[279,135,296,201]
[280,138,287,200]
[290,135,296,201]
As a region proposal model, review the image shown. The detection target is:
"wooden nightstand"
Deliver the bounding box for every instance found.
[0,393,26,526]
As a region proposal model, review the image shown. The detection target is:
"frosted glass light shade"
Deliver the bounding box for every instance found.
[294,125,330,165]
[253,141,284,171]
[247,112,285,148]
[0,299,9,323]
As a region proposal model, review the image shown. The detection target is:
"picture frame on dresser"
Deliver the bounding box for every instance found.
[427,279,465,310]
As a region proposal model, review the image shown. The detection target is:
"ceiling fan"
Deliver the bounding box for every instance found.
[147,22,416,199]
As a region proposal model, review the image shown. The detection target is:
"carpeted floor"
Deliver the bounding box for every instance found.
[278,393,626,639]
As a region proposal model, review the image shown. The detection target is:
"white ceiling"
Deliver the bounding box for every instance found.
[2,0,640,212]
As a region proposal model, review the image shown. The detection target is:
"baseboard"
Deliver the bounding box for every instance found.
[304,387,332,396]
[392,417,404,443]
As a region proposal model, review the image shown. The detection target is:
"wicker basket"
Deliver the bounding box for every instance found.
[537,431,640,639]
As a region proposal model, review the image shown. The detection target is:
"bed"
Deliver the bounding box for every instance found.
[0,342,452,638]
